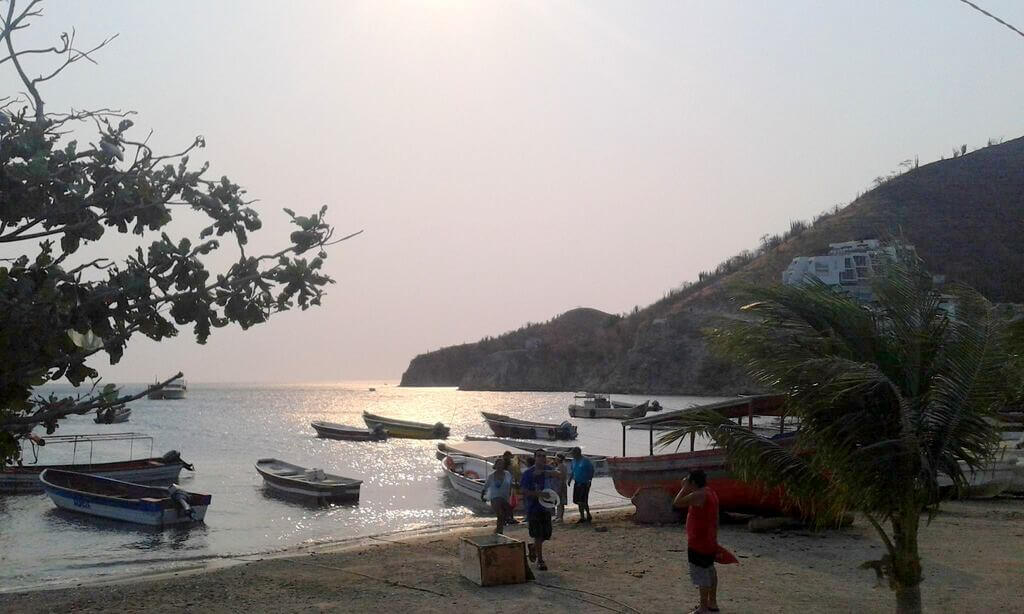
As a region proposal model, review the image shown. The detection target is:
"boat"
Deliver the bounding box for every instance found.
[147,377,187,400]
[462,436,610,477]
[255,458,362,503]
[94,405,131,424]
[362,411,450,439]
[368,387,376,392]
[311,421,387,441]
[480,411,577,441]
[439,453,523,510]
[0,433,194,494]
[39,469,210,527]
[610,395,795,515]
[568,393,656,419]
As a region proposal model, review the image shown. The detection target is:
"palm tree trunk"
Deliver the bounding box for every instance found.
[890,508,923,614]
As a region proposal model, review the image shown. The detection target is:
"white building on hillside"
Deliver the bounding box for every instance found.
[782,239,909,303]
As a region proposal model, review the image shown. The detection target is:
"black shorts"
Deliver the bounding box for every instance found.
[528,508,552,540]
[572,482,591,504]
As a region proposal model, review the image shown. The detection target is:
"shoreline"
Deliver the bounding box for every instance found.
[2,498,1022,613]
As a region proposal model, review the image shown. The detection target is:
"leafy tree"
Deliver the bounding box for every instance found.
[660,259,1021,613]
[0,0,358,465]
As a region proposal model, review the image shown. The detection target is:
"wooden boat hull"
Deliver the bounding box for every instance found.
[481,412,577,441]
[255,460,362,503]
[311,421,387,441]
[0,458,187,494]
[440,455,523,511]
[939,459,1020,499]
[568,404,647,419]
[607,449,789,515]
[148,388,186,400]
[362,412,449,439]
[40,470,209,527]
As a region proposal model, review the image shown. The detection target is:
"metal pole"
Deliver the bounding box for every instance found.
[648,427,653,456]
[621,423,626,456]
[690,431,695,452]
[748,400,754,430]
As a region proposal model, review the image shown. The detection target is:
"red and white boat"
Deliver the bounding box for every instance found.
[610,395,794,515]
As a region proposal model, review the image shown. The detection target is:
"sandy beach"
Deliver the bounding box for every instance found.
[2,498,1022,613]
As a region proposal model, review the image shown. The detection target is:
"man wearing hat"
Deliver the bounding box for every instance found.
[519,449,561,571]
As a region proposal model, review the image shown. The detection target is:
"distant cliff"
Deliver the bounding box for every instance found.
[401,136,1024,394]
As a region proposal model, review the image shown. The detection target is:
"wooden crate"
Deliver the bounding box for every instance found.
[459,533,527,586]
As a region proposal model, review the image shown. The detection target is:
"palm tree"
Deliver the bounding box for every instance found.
[660,259,1021,613]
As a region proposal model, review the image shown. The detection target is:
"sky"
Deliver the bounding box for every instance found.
[3,1,1024,383]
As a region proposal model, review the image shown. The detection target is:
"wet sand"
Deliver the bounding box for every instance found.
[2,498,1022,613]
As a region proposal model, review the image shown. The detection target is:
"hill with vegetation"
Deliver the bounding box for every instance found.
[400,136,1024,394]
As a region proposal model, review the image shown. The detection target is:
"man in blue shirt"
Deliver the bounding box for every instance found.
[568,446,595,523]
[519,449,561,571]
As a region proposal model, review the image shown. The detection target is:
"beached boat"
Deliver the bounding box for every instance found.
[311,421,387,441]
[440,453,523,510]
[568,393,653,419]
[610,395,794,515]
[94,405,131,424]
[362,411,450,439]
[461,436,610,477]
[39,469,210,527]
[480,412,577,441]
[147,377,187,400]
[0,433,194,494]
[255,458,362,503]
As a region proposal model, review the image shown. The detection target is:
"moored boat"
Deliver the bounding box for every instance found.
[311,421,387,441]
[569,393,653,419]
[94,405,131,424]
[481,411,577,441]
[0,433,194,494]
[362,411,450,439]
[148,377,187,400]
[39,469,210,527]
[255,458,362,503]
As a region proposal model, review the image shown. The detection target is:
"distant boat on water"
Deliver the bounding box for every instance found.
[568,393,656,419]
[94,405,131,424]
[481,411,577,441]
[0,433,194,494]
[311,421,387,441]
[362,411,450,439]
[148,377,187,400]
[255,458,362,503]
[40,469,210,527]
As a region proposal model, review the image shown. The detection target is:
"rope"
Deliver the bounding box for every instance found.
[534,580,642,613]
[234,555,448,598]
[956,0,1024,40]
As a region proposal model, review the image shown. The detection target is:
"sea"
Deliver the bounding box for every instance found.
[0,382,725,591]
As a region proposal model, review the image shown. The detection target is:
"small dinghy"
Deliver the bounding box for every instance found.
[255,458,362,503]
[311,421,387,441]
[94,405,132,424]
[39,469,210,527]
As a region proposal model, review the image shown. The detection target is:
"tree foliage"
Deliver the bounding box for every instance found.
[660,256,1022,613]
[0,0,357,465]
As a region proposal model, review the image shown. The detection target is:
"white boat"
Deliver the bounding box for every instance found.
[255,458,362,503]
[568,393,654,419]
[94,405,131,424]
[440,453,523,510]
[148,377,187,400]
[40,469,210,527]
[460,436,610,477]
[0,433,193,494]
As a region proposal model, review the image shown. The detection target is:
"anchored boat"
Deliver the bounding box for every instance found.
[147,377,187,400]
[0,433,194,494]
[40,469,210,527]
[94,405,131,424]
[481,412,577,441]
[362,411,449,439]
[568,393,657,419]
[311,421,387,441]
[255,458,362,503]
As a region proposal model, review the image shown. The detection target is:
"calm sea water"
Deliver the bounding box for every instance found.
[0,382,723,590]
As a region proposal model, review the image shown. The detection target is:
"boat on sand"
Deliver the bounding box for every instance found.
[255,458,362,503]
[311,421,387,441]
[439,453,523,510]
[362,411,449,439]
[481,412,577,441]
[40,469,210,527]
[461,436,610,477]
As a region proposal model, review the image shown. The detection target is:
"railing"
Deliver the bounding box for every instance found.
[24,432,154,465]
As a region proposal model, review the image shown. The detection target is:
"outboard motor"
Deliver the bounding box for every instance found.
[371,424,387,438]
[433,422,448,437]
[161,450,195,472]
[168,484,196,519]
[558,421,575,440]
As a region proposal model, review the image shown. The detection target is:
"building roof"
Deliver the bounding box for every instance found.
[623,394,787,429]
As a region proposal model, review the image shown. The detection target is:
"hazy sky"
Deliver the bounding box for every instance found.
[4,1,1024,383]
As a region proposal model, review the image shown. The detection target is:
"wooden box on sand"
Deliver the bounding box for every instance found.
[459,534,528,586]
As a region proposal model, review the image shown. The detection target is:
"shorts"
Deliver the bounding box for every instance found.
[528,508,553,540]
[572,482,591,504]
[687,548,716,588]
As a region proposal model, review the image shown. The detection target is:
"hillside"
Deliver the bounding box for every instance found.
[401,137,1024,393]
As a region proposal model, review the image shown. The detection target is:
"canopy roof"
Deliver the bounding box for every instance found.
[623,395,786,429]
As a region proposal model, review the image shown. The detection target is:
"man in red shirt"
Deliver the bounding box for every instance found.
[674,469,720,614]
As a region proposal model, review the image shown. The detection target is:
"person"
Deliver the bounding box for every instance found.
[567,446,594,523]
[674,469,720,614]
[553,453,569,522]
[480,458,513,534]
[519,449,560,571]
